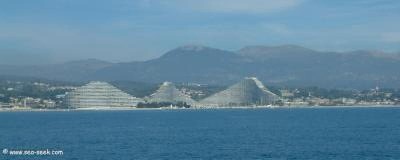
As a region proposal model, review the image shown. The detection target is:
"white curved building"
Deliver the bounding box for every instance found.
[200,77,280,107]
[148,82,196,105]
[66,81,143,108]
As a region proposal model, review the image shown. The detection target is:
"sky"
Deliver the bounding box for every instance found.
[0,0,399,64]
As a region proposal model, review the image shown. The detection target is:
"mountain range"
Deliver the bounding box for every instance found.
[1,45,399,89]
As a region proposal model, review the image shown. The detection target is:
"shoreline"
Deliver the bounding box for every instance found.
[0,105,399,112]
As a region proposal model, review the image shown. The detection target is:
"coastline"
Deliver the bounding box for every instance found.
[1,105,399,112]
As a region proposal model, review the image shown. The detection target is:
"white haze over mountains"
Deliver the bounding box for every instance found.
[0,45,399,66]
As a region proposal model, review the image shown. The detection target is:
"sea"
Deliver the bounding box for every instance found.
[1,107,400,160]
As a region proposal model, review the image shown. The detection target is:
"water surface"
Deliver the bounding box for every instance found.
[1,107,400,159]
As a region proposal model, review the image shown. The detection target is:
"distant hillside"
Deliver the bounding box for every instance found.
[0,45,400,89]
[237,45,400,88]
[92,45,247,84]
[238,45,320,60]
[0,51,54,65]
[0,59,113,81]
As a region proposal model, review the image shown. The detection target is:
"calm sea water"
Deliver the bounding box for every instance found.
[1,107,400,160]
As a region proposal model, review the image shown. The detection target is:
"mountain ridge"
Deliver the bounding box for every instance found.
[1,45,399,89]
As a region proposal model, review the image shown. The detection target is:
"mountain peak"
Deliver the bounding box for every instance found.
[160,45,235,59]
[239,44,315,53]
[277,44,309,49]
[176,45,207,52]
[66,58,110,63]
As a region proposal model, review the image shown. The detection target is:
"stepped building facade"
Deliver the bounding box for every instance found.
[200,77,279,106]
[66,81,143,108]
[148,82,196,105]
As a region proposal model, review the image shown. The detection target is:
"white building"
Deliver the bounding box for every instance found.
[66,81,143,108]
[200,77,280,107]
[148,82,196,105]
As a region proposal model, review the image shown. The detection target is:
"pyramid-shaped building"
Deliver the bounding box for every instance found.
[200,77,279,106]
[148,82,196,105]
[66,81,144,108]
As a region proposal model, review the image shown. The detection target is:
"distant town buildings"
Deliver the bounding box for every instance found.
[1,77,399,110]
[280,89,295,98]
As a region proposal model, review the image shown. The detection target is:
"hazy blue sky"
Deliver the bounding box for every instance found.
[1,0,399,63]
